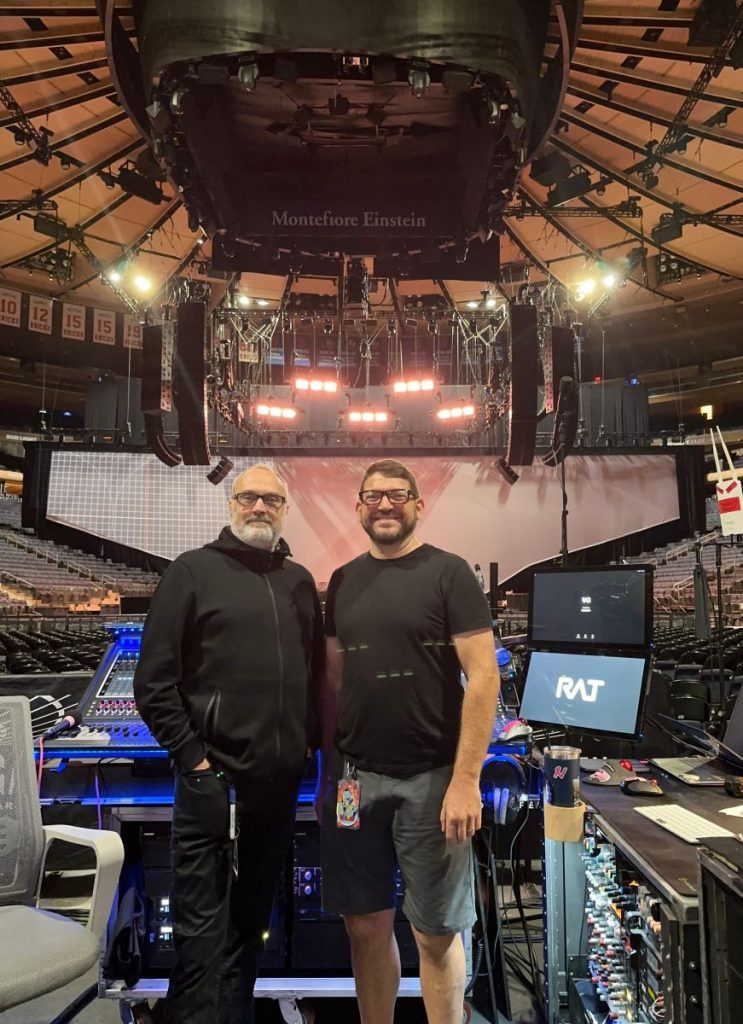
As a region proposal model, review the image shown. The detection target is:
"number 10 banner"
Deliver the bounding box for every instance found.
[0,287,21,328]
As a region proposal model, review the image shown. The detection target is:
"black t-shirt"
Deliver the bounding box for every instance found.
[324,543,493,777]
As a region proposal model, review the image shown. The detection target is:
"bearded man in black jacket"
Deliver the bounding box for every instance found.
[134,464,323,1024]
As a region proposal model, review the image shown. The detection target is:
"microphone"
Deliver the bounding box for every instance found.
[40,709,82,741]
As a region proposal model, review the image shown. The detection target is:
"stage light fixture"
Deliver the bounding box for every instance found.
[700,404,714,421]
[408,63,430,98]
[118,164,164,205]
[601,272,617,288]
[392,378,436,394]
[133,274,153,294]
[548,170,592,207]
[255,298,270,307]
[294,377,339,394]
[345,408,392,426]
[237,294,251,307]
[466,300,480,309]
[254,402,300,421]
[107,269,122,283]
[238,60,259,91]
[436,403,477,421]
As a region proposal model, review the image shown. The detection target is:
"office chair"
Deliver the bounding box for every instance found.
[0,696,124,1019]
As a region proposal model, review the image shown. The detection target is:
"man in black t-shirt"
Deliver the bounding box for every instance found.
[318,459,500,1024]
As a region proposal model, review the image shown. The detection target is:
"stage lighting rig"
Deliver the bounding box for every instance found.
[344,408,393,426]
[436,401,478,422]
[293,376,339,394]
[392,377,437,395]
[253,401,301,422]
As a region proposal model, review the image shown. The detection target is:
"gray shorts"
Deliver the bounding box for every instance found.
[321,757,476,935]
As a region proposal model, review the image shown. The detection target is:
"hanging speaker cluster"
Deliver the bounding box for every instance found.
[174,300,211,465]
[140,324,181,467]
[506,305,538,467]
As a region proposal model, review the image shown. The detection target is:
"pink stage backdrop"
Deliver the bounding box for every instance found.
[47,452,679,586]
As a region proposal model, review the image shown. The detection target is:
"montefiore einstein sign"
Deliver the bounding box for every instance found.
[270,208,430,233]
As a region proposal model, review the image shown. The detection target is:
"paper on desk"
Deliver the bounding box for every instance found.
[720,805,743,818]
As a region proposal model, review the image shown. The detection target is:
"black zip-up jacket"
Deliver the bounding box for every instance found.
[133,527,323,782]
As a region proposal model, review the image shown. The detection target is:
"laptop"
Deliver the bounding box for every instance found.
[651,688,743,786]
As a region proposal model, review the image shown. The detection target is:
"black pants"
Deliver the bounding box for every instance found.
[165,769,299,1024]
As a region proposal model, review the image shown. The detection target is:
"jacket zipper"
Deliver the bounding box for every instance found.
[264,576,284,773]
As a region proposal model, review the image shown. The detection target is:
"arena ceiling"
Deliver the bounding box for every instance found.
[0,0,741,421]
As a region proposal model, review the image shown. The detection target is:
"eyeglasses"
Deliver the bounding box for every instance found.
[358,489,417,506]
[232,491,286,511]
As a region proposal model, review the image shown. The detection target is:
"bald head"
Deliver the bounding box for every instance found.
[228,464,288,550]
[232,464,288,499]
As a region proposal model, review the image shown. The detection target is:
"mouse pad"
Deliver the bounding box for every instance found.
[582,763,635,787]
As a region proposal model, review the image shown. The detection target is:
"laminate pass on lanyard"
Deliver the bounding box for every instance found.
[336,762,361,829]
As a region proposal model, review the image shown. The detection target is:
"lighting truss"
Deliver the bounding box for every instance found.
[0,194,58,217]
[0,78,53,165]
[505,198,642,218]
[633,3,743,183]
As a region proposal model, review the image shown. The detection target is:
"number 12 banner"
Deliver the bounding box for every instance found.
[28,294,53,335]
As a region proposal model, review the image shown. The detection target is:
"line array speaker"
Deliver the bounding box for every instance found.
[175,301,211,466]
[141,325,180,467]
[543,325,574,415]
[506,305,538,466]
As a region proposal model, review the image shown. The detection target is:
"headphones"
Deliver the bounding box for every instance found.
[481,754,528,826]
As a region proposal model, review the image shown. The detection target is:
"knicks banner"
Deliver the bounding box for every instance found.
[28,294,53,334]
[711,427,743,535]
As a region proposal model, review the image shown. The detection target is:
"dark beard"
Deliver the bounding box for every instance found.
[363,514,416,546]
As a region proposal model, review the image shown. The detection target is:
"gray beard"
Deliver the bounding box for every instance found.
[231,518,279,550]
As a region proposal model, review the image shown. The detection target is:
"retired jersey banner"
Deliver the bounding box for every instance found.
[711,427,743,535]
[61,302,86,341]
[28,294,53,335]
[0,287,21,328]
[93,307,116,346]
[123,315,143,350]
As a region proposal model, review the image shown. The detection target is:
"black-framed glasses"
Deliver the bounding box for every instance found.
[358,489,417,506]
[233,491,286,511]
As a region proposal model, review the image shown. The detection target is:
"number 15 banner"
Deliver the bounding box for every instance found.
[61,302,86,341]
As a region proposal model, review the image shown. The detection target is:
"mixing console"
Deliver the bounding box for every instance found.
[42,623,163,755]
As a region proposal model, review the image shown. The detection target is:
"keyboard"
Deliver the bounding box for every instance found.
[634,804,734,844]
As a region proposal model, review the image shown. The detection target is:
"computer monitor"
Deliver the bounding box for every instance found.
[528,565,653,651]
[519,649,650,739]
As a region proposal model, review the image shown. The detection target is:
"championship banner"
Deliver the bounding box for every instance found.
[123,315,143,350]
[61,302,86,341]
[93,307,116,346]
[28,294,53,335]
[0,287,21,328]
[711,427,743,535]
